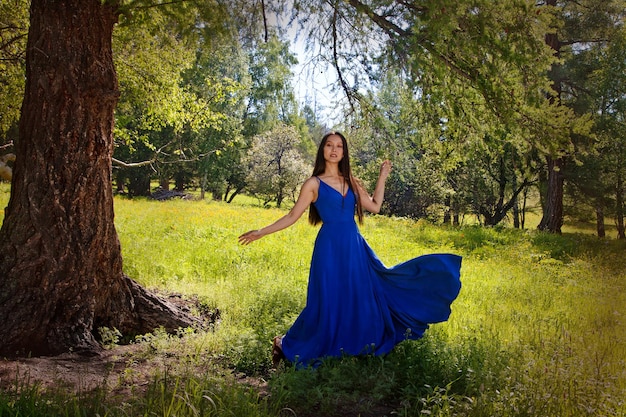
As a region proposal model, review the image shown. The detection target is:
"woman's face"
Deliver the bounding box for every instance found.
[323,134,344,164]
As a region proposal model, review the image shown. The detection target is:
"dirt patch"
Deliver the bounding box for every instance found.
[0,344,145,393]
[0,293,227,397]
[0,343,269,401]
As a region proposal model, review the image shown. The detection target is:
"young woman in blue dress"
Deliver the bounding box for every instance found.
[239,132,461,367]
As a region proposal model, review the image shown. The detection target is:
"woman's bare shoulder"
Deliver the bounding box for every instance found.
[303,176,320,186]
[299,176,319,192]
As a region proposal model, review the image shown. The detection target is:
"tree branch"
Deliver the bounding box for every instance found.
[345,0,410,37]
[112,146,220,168]
[395,0,428,15]
[122,0,190,12]
[559,37,610,47]
[0,142,14,151]
[260,0,269,43]
[331,5,358,112]
[112,157,156,168]
[343,0,477,85]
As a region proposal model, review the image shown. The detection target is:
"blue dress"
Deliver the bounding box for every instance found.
[281,177,462,366]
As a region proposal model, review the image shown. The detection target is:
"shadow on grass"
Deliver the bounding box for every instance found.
[268,330,507,417]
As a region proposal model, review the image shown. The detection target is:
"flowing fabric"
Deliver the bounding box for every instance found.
[281,177,462,366]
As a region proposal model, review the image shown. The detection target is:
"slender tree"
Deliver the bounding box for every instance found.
[244,124,310,207]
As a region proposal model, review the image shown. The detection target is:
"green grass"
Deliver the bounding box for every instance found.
[1,182,625,416]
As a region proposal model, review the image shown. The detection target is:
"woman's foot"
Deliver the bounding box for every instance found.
[272,336,286,368]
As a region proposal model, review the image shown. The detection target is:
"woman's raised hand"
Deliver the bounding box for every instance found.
[380,160,392,180]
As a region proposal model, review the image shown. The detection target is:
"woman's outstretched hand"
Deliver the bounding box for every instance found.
[380,160,392,180]
[239,230,263,245]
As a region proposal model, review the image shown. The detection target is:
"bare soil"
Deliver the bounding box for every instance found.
[0,344,149,394]
[0,293,261,399]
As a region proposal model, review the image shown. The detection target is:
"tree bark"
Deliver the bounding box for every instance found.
[480,174,531,227]
[443,195,451,224]
[520,187,528,229]
[0,0,195,358]
[537,156,564,233]
[595,203,605,238]
[616,171,625,239]
[512,175,520,228]
[226,188,242,203]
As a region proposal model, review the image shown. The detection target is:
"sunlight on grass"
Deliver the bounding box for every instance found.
[1,183,625,416]
[111,194,626,416]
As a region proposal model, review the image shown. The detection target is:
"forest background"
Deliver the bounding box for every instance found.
[0,1,625,416]
[2,0,625,234]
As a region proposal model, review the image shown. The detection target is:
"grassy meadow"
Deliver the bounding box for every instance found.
[0,182,625,416]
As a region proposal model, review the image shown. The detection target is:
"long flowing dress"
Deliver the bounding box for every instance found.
[280,177,462,366]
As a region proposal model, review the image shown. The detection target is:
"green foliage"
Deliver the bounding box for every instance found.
[0,0,28,140]
[112,0,249,196]
[114,5,197,135]
[244,124,311,207]
[344,61,539,224]
[110,16,311,199]
[296,0,575,147]
[295,0,625,231]
[97,326,123,349]
[4,0,623,230]
[347,72,452,219]
[564,17,626,236]
[243,35,300,137]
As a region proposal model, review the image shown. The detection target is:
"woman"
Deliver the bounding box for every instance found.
[239,132,461,367]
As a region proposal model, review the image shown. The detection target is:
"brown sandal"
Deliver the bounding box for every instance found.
[272,336,286,368]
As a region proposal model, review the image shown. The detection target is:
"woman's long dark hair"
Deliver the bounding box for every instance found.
[308,131,364,225]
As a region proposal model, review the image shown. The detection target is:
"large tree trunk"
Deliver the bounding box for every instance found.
[538,156,564,233]
[0,0,195,358]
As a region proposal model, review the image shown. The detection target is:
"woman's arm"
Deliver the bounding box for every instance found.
[358,160,392,214]
[238,177,318,245]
